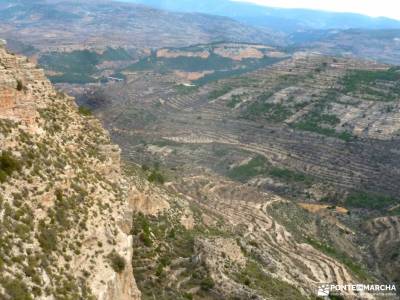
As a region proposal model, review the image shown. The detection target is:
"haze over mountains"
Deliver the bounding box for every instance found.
[2,0,400,65]
[125,0,400,32]
[0,0,282,52]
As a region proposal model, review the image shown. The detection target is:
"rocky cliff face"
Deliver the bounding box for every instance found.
[0,45,140,299]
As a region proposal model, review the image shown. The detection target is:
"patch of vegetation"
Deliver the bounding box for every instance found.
[37,220,58,253]
[293,120,353,141]
[342,69,400,101]
[227,156,270,182]
[16,79,23,91]
[243,91,293,122]
[343,69,400,92]
[50,73,96,84]
[100,47,132,61]
[388,206,400,216]
[196,56,283,85]
[40,48,132,84]
[234,261,306,300]
[292,92,354,141]
[0,276,33,300]
[175,84,198,95]
[78,106,92,116]
[269,167,313,185]
[108,251,126,273]
[200,275,215,291]
[226,94,242,108]
[114,107,157,128]
[130,53,235,73]
[135,213,153,247]
[40,50,99,83]
[208,85,233,100]
[0,151,21,183]
[227,156,313,185]
[345,191,398,210]
[148,170,166,184]
[127,50,282,85]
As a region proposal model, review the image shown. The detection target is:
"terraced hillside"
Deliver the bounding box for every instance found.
[38,47,140,84]
[38,42,287,86]
[297,29,400,65]
[124,165,378,299]
[126,43,288,85]
[79,51,400,292]
[84,53,400,195]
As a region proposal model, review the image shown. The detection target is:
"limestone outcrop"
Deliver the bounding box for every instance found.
[0,44,140,299]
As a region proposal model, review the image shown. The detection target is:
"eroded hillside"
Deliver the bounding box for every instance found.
[0,44,141,299]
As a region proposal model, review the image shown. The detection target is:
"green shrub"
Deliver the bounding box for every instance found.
[0,151,21,182]
[155,263,164,277]
[108,252,126,273]
[227,94,242,108]
[227,156,269,182]
[139,232,152,247]
[2,277,33,300]
[345,192,398,210]
[148,170,165,184]
[208,85,233,100]
[200,276,215,291]
[78,106,92,116]
[38,221,58,253]
[16,79,23,91]
[183,293,193,300]
[269,167,313,185]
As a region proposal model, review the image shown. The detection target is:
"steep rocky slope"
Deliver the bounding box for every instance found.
[0,44,141,299]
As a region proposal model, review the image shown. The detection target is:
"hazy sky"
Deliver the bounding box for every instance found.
[235,0,400,20]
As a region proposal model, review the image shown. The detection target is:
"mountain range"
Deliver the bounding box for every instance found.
[124,0,400,32]
[0,0,282,53]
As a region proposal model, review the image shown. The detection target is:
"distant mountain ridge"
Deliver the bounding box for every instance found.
[122,0,400,32]
[0,0,283,53]
[293,28,400,65]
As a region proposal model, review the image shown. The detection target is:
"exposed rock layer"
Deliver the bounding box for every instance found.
[0,45,140,299]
